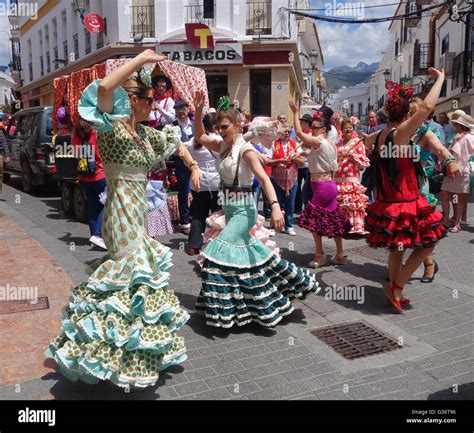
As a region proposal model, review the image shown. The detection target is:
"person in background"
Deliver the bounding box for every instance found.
[335,117,370,235]
[426,112,445,146]
[315,105,339,143]
[149,75,175,129]
[185,112,221,255]
[294,113,313,214]
[437,112,456,148]
[173,98,194,235]
[72,118,107,250]
[440,114,474,233]
[266,122,305,236]
[290,101,351,267]
[366,110,379,134]
[0,126,10,194]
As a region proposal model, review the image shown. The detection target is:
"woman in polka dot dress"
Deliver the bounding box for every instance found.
[45,50,202,389]
[335,118,370,235]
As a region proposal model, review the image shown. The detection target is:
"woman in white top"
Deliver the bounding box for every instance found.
[290,102,352,268]
[185,112,222,255]
[192,91,319,328]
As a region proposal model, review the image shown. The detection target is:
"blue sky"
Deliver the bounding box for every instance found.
[309,0,399,70]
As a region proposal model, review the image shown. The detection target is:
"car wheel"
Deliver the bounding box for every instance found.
[21,160,36,193]
[73,184,87,223]
[60,182,74,215]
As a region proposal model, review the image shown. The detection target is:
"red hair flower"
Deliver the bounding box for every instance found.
[312,112,323,121]
[388,83,414,99]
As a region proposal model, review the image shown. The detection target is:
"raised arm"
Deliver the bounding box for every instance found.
[394,68,445,145]
[289,101,321,149]
[97,49,166,114]
[193,90,221,153]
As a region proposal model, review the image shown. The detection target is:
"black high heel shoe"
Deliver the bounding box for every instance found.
[420,261,439,283]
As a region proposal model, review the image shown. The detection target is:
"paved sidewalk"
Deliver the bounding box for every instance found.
[0,197,473,401]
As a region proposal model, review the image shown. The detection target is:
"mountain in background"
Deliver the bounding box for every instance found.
[323,62,379,91]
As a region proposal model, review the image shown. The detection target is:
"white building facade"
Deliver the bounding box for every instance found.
[17,0,325,116]
[369,0,473,116]
[328,82,370,123]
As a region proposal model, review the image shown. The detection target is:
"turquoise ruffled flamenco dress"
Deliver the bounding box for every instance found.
[45,80,189,389]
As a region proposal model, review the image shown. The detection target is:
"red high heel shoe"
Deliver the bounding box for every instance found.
[384,282,403,313]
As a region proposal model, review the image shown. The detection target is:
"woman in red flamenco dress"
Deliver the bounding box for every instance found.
[363,67,453,313]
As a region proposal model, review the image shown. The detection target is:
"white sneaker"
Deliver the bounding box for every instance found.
[285,227,296,236]
[90,236,107,250]
[268,229,276,237]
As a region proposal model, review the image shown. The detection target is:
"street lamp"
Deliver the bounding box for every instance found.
[383,69,391,81]
[73,0,87,23]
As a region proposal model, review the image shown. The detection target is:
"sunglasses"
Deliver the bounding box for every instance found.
[128,92,154,105]
[155,84,167,89]
[311,125,323,130]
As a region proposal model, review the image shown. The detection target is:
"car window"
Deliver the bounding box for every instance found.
[18,115,33,137]
[45,111,54,137]
[29,113,41,137]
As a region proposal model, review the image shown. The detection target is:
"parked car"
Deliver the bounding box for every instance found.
[2,106,57,192]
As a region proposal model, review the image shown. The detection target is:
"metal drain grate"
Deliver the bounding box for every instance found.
[310,321,402,360]
[0,297,50,315]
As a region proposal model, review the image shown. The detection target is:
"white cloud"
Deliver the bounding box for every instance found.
[0,12,11,66]
[309,0,399,70]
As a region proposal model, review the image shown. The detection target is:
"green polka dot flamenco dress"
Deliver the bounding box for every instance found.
[45,80,189,389]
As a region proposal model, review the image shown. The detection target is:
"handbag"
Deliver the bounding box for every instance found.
[77,140,96,177]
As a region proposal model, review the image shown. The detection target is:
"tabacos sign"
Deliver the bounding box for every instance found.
[158,23,242,65]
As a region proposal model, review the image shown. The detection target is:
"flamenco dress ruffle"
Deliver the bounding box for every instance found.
[299,203,352,238]
[196,210,280,267]
[365,196,446,250]
[196,199,319,328]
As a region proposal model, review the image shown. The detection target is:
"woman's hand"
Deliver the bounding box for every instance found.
[271,206,285,232]
[140,49,167,64]
[428,67,445,81]
[446,161,461,179]
[193,90,206,113]
[289,101,298,114]
[190,166,202,192]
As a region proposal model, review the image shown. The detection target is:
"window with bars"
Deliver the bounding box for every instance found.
[28,62,33,81]
[130,1,155,39]
[85,28,91,54]
[73,33,79,60]
[97,32,104,49]
[46,51,50,73]
[246,1,272,35]
[63,40,68,65]
[53,46,58,69]
[40,55,44,76]
[185,0,215,27]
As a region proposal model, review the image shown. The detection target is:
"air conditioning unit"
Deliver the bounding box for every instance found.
[440,52,456,78]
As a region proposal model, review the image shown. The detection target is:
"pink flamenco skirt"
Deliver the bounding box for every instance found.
[336,181,369,235]
[365,195,447,250]
[299,180,352,238]
[197,210,280,267]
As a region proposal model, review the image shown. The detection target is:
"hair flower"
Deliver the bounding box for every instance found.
[138,66,152,88]
[350,116,359,125]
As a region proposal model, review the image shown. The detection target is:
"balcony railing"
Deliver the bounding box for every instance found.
[184,3,216,27]
[452,51,473,91]
[53,46,58,69]
[63,40,68,65]
[46,51,50,74]
[246,1,272,36]
[28,62,32,81]
[73,33,79,61]
[40,55,44,76]
[130,5,155,39]
[413,41,431,76]
[85,28,91,54]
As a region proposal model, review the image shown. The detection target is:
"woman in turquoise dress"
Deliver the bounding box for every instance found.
[45,50,202,389]
[192,91,320,328]
[408,98,460,283]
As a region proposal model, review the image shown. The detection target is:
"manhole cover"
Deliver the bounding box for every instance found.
[310,321,402,360]
[0,297,50,315]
